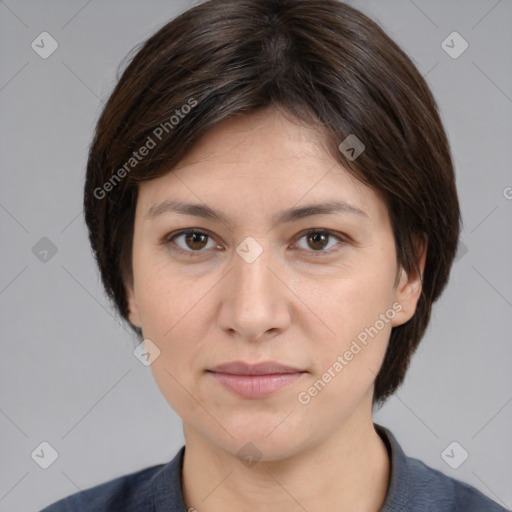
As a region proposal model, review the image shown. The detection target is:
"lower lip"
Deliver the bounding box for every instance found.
[208,371,304,399]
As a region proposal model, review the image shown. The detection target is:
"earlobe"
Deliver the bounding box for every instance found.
[126,285,142,328]
[391,234,428,327]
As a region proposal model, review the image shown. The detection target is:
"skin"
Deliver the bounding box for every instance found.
[126,106,427,512]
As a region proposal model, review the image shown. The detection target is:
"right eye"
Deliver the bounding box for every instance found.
[162,229,221,255]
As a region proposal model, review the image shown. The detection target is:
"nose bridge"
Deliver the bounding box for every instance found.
[233,236,276,309]
[219,236,289,339]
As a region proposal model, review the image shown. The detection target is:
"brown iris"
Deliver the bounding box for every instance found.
[185,232,209,250]
[307,232,329,251]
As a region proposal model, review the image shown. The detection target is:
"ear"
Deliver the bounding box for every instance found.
[126,283,142,328]
[391,234,428,328]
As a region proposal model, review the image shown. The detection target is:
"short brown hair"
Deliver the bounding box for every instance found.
[83,0,461,406]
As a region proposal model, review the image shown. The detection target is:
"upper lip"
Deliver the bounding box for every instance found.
[208,360,304,375]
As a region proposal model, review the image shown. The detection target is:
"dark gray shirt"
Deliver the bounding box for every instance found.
[40,423,509,511]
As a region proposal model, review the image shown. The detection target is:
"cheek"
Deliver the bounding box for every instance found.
[137,277,208,368]
[134,252,213,336]
[132,267,210,402]
[142,299,208,422]
[303,256,397,377]
[296,279,393,415]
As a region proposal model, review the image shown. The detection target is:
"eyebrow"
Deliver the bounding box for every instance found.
[145,199,368,226]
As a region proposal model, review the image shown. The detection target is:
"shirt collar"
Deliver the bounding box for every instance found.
[374,423,411,511]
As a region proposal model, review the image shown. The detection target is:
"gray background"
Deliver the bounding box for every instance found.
[0,1,511,511]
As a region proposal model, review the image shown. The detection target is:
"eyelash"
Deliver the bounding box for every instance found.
[161,228,348,257]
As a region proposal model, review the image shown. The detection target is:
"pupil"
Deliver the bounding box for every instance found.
[187,232,207,249]
[310,233,327,250]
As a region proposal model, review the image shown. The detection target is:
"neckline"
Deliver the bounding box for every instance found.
[151,422,408,511]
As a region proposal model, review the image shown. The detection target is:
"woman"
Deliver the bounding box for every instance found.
[41,0,508,510]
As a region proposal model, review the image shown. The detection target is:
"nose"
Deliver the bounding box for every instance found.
[217,239,292,342]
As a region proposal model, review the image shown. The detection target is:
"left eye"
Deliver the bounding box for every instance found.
[163,229,345,255]
[294,229,344,253]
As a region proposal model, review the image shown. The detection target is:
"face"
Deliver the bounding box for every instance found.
[126,107,425,461]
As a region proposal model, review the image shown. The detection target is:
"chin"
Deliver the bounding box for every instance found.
[213,412,311,461]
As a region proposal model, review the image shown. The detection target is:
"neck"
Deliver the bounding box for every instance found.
[181,409,390,512]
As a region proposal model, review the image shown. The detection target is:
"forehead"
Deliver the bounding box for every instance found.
[136,107,389,228]
[172,107,331,173]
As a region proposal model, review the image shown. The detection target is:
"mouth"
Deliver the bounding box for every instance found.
[206,360,307,399]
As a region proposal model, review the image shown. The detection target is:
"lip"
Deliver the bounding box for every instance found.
[209,360,304,375]
[207,360,306,399]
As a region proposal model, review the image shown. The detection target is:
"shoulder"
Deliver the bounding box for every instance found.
[405,455,509,511]
[39,464,163,512]
[39,446,186,512]
[375,424,509,512]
